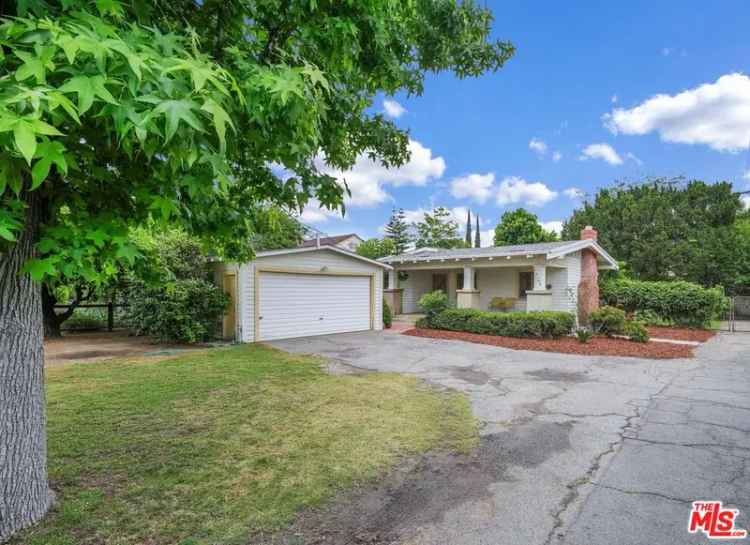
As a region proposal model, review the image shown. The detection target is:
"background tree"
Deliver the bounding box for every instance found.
[465,209,472,246]
[493,208,558,246]
[415,207,465,249]
[474,215,481,247]
[248,206,307,251]
[384,207,412,254]
[561,178,744,291]
[0,0,514,539]
[356,237,396,260]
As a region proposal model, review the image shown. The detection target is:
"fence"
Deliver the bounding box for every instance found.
[54,303,129,332]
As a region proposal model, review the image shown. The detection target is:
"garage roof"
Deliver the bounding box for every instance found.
[256,245,393,269]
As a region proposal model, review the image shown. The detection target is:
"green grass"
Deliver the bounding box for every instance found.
[16,344,477,545]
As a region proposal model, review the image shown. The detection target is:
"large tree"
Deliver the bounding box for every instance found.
[561,178,744,290]
[0,1,514,539]
[383,207,412,254]
[415,207,465,249]
[356,237,396,260]
[493,208,557,246]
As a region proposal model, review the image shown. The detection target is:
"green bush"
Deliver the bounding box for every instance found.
[623,319,649,343]
[431,308,575,338]
[62,307,108,331]
[383,299,393,328]
[418,290,449,325]
[575,328,593,344]
[415,317,430,329]
[126,279,229,343]
[600,279,727,328]
[590,305,626,336]
[632,309,673,327]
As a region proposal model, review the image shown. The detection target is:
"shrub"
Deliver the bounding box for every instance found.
[589,305,626,336]
[415,317,430,329]
[632,309,673,327]
[623,319,650,343]
[600,279,727,328]
[126,279,229,343]
[489,297,516,311]
[61,307,108,331]
[383,299,393,328]
[418,290,450,325]
[431,308,574,338]
[575,328,593,344]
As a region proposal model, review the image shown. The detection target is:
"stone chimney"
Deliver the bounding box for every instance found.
[580,225,598,241]
[578,226,599,325]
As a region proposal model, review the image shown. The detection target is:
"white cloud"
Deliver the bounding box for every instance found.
[541,221,564,235]
[298,199,345,224]
[479,228,495,248]
[625,152,643,166]
[564,187,585,199]
[383,99,406,119]
[450,172,496,203]
[579,143,623,165]
[662,47,672,57]
[496,176,558,207]
[743,169,750,181]
[611,94,618,104]
[552,151,562,162]
[316,139,446,207]
[603,73,750,152]
[529,138,548,155]
[742,195,750,210]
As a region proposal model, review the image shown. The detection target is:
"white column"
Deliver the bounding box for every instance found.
[387,269,398,290]
[533,264,547,291]
[462,266,474,290]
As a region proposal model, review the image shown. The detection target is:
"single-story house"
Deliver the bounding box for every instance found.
[213,243,391,342]
[379,227,617,323]
[298,233,363,252]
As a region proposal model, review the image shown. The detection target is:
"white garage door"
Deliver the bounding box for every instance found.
[258,272,372,341]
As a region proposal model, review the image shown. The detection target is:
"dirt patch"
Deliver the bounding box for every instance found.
[403,328,695,359]
[525,368,590,383]
[647,326,716,343]
[44,330,212,365]
[259,421,573,545]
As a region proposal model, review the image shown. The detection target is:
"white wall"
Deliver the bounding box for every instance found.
[401,270,433,313]
[229,249,384,342]
[547,251,580,314]
[477,268,526,310]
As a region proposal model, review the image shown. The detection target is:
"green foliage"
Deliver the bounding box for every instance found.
[384,208,412,254]
[575,328,593,344]
[465,209,473,247]
[126,279,228,343]
[600,279,727,328]
[431,308,575,338]
[632,309,673,327]
[249,206,306,251]
[489,297,516,311]
[61,307,107,331]
[562,179,745,292]
[415,316,430,329]
[415,207,465,249]
[623,320,650,343]
[493,208,558,246]
[357,238,396,260]
[383,299,393,328]
[589,305,627,336]
[418,290,450,324]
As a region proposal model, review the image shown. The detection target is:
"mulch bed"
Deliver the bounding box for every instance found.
[646,326,716,343]
[403,328,695,359]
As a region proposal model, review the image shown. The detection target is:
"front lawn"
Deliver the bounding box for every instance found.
[16,345,477,545]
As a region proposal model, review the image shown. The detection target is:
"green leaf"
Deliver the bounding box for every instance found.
[22,257,57,281]
[31,156,52,188]
[151,99,204,142]
[201,99,234,152]
[59,75,118,115]
[14,50,47,84]
[115,243,139,264]
[13,120,36,164]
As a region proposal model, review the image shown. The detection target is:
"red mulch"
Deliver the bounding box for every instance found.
[646,326,716,343]
[403,328,695,359]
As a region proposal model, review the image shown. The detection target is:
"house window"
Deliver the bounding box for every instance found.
[519,272,534,297]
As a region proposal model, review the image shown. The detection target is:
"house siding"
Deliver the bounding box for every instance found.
[477,268,526,310]
[225,250,383,342]
[401,270,433,313]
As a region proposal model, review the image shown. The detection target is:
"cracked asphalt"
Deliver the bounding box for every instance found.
[270,331,750,545]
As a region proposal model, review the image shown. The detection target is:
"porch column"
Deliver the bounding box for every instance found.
[383,268,403,315]
[456,266,480,309]
[447,271,458,306]
[533,264,547,290]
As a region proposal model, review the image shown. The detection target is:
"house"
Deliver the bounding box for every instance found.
[298,233,363,252]
[213,245,391,342]
[379,226,617,323]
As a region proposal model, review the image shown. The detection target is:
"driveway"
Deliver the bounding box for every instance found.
[270,331,750,545]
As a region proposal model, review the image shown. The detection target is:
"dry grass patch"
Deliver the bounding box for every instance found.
[15,344,476,545]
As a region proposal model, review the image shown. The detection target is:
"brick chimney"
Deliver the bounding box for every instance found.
[580,225,598,241]
[578,225,599,325]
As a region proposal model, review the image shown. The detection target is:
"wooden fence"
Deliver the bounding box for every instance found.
[54,303,128,332]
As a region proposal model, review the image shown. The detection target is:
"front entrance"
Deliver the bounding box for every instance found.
[432,273,447,293]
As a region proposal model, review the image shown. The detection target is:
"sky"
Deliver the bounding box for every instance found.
[299,0,750,246]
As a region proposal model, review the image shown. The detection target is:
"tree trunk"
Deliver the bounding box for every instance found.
[41,284,62,338]
[0,190,53,541]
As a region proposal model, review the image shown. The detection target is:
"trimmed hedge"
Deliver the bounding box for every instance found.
[590,305,626,336]
[600,279,727,328]
[430,308,575,338]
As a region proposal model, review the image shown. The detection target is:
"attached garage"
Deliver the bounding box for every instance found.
[213,245,391,342]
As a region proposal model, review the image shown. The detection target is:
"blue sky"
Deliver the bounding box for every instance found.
[301,0,750,245]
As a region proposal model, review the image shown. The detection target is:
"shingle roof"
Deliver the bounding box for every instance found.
[299,233,361,248]
[379,241,575,262]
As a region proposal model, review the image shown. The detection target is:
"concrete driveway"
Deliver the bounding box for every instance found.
[270,331,750,545]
